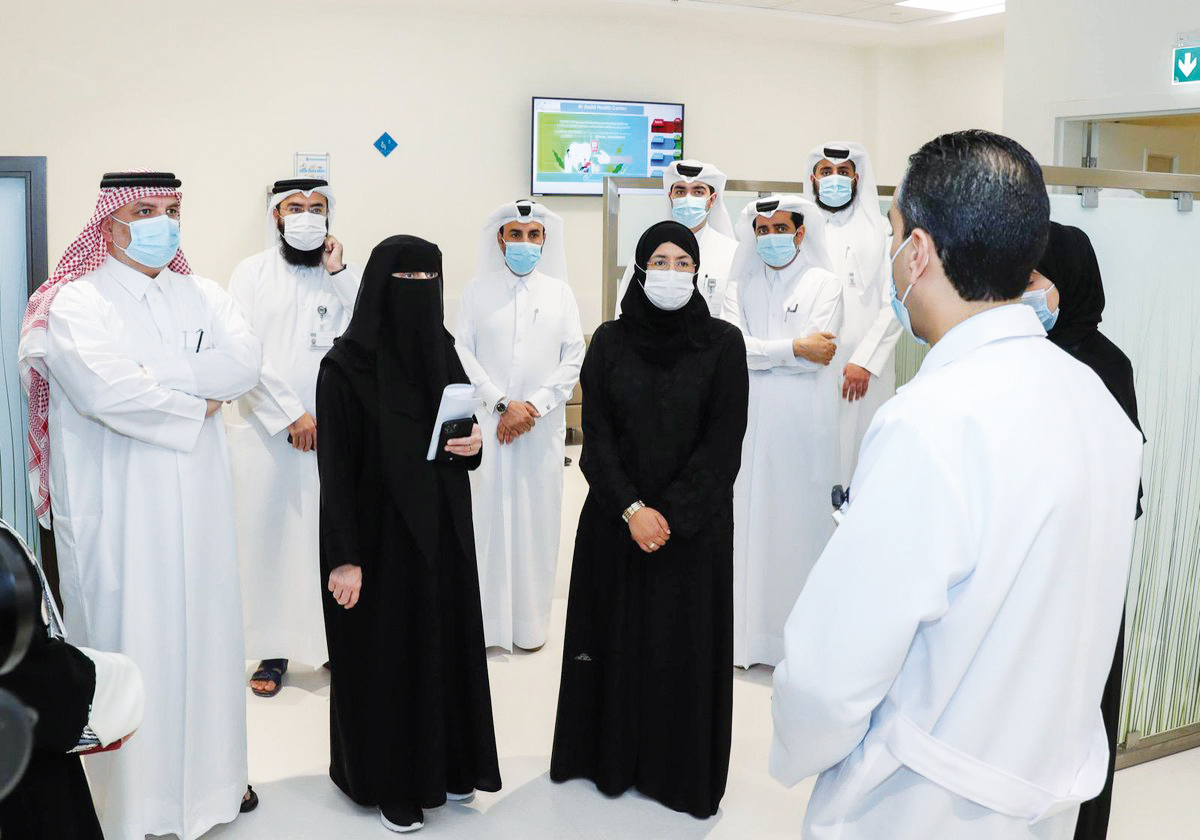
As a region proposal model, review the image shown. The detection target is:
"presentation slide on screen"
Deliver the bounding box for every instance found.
[532,97,684,196]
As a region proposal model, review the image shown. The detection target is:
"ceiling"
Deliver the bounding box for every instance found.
[689,0,1003,26]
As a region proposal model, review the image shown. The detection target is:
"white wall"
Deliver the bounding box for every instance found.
[1004,0,1200,165]
[865,33,1005,185]
[0,0,1003,332]
[1094,123,1200,174]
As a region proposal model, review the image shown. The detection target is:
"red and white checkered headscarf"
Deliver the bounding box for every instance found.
[18,179,191,527]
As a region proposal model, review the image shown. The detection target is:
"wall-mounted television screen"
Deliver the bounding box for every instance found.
[531,97,685,196]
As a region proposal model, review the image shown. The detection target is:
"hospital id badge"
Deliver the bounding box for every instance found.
[310,331,335,349]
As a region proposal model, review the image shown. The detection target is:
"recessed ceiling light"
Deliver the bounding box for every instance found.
[896,0,1003,11]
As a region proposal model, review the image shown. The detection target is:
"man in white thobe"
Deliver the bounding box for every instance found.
[721,194,843,668]
[770,131,1143,840]
[455,200,585,652]
[803,141,902,483]
[615,158,739,318]
[18,171,263,840]
[227,178,361,696]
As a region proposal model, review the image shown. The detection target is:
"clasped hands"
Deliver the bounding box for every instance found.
[628,507,671,555]
[497,400,540,444]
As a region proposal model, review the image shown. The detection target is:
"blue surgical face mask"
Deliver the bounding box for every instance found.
[818,174,853,209]
[756,233,798,268]
[671,194,710,229]
[112,214,181,269]
[1021,285,1060,331]
[503,241,542,276]
[889,234,927,346]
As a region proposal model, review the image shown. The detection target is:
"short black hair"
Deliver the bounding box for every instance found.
[896,130,1049,302]
[753,211,804,232]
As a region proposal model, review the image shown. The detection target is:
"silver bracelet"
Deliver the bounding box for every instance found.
[622,500,645,523]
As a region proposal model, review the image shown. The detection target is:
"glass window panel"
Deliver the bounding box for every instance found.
[0,176,36,545]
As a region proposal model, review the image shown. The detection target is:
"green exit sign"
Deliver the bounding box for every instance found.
[1175,46,1200,84]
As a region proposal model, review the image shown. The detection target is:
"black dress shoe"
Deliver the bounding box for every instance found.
[240,785,259,813]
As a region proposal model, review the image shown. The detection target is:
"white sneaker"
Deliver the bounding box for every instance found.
[379,805,423,833]
[446,790,475,804]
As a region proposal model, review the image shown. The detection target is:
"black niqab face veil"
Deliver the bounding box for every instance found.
[331,236,456,429]
[618,220,717,363]
[324,234,472,560]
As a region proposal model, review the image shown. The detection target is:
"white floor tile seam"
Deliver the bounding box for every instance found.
[209,445,1198,839]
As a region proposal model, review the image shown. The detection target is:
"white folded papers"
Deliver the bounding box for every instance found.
[426,384,484,461]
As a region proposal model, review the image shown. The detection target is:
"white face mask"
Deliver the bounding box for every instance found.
[640,268,695,311]
[282,212,328,251]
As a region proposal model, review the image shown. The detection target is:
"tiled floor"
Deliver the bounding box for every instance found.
[208,446,1200,838]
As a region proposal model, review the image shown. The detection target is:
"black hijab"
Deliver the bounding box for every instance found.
[617,221,721,364]
[324,235,471,559]
[1038,222,1144,517]
[1041,222,1105,349]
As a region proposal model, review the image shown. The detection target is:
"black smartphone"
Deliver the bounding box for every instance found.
[437,418,476,463]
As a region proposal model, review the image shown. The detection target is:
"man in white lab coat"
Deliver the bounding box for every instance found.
[721,194,843,668]
[227,178,361,696]
[770,131,1144,840]
[803,141,902,483]
[18,171,263,840]
[455,199,585,651]
[616,159,739,318]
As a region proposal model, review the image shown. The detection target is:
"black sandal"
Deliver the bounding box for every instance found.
[250,659,288,698]
[241,784,259,813]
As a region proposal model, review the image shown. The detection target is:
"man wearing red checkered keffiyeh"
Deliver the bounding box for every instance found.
[19,172,192,527]
[17,170,264,840]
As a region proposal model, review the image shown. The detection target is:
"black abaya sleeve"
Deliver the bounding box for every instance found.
[578,326,641,517]
[316,363,368,577]
[658,329,749,539]
[0,631,95,752]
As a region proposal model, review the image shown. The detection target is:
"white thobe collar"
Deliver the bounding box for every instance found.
[762,255,809,287]
[820,204,856,228]
[503,267,534,292]
[916,304,1045,381]
[104,255,178,302]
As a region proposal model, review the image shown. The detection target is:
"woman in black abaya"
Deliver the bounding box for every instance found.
[1029,221,1144,840]
[316,235,501,834]
[550,221,749,819]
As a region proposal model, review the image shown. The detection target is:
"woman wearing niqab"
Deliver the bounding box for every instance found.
[316,235,501,833]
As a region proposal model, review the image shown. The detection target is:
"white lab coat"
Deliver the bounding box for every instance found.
[455,268,585,650]
[770,305,1143,840]
[823,210,902,484]
[226,249,360,666]
[722,258,843,668]
[614,222,738,319]
[42,256,262,840]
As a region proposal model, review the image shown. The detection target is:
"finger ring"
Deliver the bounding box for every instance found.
[649,542,656,549]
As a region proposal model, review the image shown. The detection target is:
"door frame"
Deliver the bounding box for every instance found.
[0,157,47,297]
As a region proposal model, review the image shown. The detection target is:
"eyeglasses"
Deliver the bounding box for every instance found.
[645,256,696,272]
[279,205,327,216]
[391,271,439,280]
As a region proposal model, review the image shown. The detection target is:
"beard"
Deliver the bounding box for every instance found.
[815,181,858,214]
[277,219,325,268]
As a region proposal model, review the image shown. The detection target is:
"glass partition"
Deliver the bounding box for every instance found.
[1048,191,1200,750]
[0,175,36,545]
